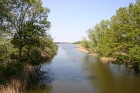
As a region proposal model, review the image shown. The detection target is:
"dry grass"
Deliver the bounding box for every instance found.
[0,65,32,93]
[0,79,24,93]
[91,53,98,57]
[100,57,116,63]
[0,63,37,93]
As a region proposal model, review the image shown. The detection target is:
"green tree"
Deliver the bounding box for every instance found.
[82,1,140,70]
[86,20,110,56]
[1,0,50,62]
[81,37,90,50]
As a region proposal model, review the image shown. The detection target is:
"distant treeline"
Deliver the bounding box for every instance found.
[73,41,81,44]
[81,0,140,71]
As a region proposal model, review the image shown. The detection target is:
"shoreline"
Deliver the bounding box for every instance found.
[76,45,90,54]
[76,44,116,63]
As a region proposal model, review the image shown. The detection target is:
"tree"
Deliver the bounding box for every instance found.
[0,0,12,37]
[81,37,90,50]
[1,0,51,62]
[82,1,140,70]
[86,20,110,56]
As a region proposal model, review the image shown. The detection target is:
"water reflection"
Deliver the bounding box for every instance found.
[25,64,53,93]
[81,54,140,93]
[24,44,140,93]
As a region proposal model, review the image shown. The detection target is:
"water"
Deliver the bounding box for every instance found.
[26,44,140,93]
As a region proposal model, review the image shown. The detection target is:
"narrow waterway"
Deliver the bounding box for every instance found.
[27,44,140,93]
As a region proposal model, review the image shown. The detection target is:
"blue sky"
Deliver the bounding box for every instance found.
[41,0,136,42]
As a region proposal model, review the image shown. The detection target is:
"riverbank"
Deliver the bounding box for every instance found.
[76,44,116,63]
[76,44,90,54]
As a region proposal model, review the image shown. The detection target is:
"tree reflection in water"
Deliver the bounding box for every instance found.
[25,63,54,93]
[81,54,140,93]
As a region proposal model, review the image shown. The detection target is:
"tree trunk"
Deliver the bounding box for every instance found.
[27,46,31,62]
[19,46,22,62]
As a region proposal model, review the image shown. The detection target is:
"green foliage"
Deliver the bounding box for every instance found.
[40,36,58,58]
[82,2,140,71]
[81,37,94,53]
[0,37,14,62]
[0,60,22,78]
[73,41,81,44]
[81,37,89,49]
[0,0,58,82]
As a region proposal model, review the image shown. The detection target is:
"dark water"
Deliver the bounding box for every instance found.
[26,44,140,93]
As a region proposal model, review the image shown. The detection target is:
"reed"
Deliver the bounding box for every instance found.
[0,78,25,93]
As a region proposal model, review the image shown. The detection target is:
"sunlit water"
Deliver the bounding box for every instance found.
[26,44,140,93]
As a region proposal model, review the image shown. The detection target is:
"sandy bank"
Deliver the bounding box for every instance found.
[76,45,90,54]
[76,44,97,56]
[76,44,116,63]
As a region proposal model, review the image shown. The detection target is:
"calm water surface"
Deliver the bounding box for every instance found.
[27,44,140,93]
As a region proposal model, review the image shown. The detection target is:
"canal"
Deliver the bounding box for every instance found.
[27,44,140,93]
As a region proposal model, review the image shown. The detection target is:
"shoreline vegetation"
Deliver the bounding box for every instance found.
[77,44,116,63]
[0,0,58,92]
[80,1,140,71]
[77,44,90,54]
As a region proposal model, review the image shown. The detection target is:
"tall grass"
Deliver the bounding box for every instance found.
[0,79,24,93]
